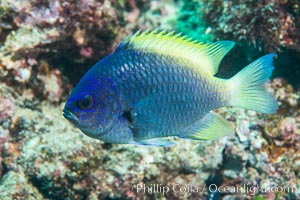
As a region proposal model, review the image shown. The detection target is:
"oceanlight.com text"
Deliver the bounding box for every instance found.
[123,183,297,196]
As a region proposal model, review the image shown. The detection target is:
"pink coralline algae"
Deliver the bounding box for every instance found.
[38,69,63,103]
[0,96,15,124]
[1,0,150,62]
[278,117,298,136]
[267,78,299,114]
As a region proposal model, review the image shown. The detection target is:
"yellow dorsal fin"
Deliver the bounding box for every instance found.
[117,30,235,75]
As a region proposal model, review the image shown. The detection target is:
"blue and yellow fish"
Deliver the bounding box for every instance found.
[63,30,278,146]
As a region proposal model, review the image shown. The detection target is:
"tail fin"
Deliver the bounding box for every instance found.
[228,54,278,114]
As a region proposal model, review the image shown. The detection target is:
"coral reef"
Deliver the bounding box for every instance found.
[0,76,299,199]
[0,0,176,102]
[202,0,300,53]
[0,170,44,200]
[0,0,299,199]
[0,86,227,199]
[215,108,300,199]
[268,78,299,115]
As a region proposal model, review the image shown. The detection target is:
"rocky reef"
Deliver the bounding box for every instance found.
[202,0,300,53]
[201,0,300,87]
[0,79,299,200]
[0,0,300,200]
[0,0,176,103]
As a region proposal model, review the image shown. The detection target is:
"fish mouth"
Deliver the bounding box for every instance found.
[63,108,79,124]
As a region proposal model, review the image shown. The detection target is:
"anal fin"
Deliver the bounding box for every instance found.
[179,112,233,141]
[130,138,174,147]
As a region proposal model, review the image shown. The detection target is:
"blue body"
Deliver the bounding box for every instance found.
[64,47,226,144]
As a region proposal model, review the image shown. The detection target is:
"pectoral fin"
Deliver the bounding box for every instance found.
[179,112,233,141]
[131,94,157,129]
[130,93,162,139]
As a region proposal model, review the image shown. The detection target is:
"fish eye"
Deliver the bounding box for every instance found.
[78,95,94,110]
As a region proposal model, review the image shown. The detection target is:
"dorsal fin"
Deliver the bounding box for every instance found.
[116,30,235,75]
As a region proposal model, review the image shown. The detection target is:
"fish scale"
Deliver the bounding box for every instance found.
[103,50,224,139]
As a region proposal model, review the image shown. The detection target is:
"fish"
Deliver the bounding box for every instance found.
[63,30,278,146]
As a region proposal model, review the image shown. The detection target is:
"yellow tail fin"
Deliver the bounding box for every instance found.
[229,54,278,114]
